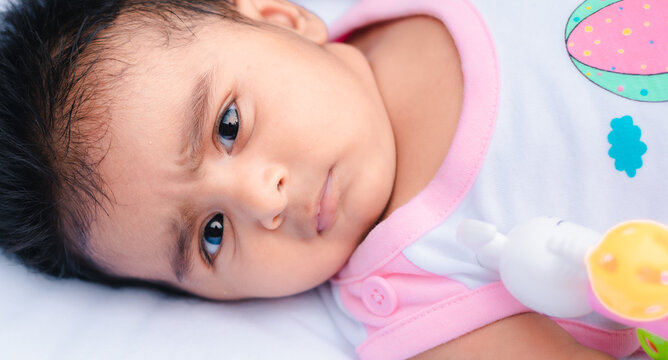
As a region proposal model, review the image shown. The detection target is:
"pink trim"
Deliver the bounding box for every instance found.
[332,0,499,282]
[553,318,640,358]
[338,255,472,328]
[357,282,530,360]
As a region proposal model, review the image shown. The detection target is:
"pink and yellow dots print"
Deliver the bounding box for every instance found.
[566,0,668,101]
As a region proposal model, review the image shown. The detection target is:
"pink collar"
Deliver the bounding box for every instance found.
[331,0,499,282]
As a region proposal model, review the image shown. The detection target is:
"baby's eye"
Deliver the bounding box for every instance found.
[202,214,224,261]
[218,102,239,152]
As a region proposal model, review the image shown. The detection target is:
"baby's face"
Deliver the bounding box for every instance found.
[87,14,396,299]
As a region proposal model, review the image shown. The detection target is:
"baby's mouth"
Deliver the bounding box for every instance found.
[316,169,338,234]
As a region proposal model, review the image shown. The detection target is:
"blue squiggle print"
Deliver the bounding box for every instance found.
[607,115,647,178]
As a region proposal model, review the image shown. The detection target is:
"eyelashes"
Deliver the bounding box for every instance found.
[199,102,241,265]
[202,214,224,263]
[217,102,239,152]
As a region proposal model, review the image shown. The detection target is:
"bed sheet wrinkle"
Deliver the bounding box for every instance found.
[0,251,357,359]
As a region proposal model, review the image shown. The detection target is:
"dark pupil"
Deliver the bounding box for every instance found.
[204,215,224,241]
[219,108,239,140]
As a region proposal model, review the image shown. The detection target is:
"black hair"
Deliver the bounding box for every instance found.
[0,0,242,287]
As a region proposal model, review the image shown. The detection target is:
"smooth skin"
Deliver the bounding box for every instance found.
[88,0,396,299]
[87,0,615,357]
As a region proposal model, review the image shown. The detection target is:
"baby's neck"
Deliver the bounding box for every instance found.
[347,15,463,220]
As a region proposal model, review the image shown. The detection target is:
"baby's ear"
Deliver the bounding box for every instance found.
[234,0,327,44]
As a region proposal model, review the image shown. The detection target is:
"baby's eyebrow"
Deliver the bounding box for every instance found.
[170,204,197,282]
[180,70,214,175]
[170,70,214,282]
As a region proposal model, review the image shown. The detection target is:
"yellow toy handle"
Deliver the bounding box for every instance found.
[586,220,668,321]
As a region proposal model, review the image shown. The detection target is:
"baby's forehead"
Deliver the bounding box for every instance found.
[97,14,243,87]
[89,26,202,105]
[110,8,245,52]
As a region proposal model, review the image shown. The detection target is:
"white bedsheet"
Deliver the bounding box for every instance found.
[0,1,358,359]
[0,253,355,359]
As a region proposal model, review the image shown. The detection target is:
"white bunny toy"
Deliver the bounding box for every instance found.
[457,216,668,340]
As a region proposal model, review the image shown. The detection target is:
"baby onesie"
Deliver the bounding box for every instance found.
[320,0,668,359]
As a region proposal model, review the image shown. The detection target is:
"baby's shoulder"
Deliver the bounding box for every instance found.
[347,15,455,68]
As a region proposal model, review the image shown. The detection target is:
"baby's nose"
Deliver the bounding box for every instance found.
[245,164,288,230]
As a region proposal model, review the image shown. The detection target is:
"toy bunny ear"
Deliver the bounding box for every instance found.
[234,0,328,45]
[457,219,506,272]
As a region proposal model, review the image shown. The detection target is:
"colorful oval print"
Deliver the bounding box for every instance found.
[566,0,668,101]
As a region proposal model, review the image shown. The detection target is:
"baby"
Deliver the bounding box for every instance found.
[1,0,664,358]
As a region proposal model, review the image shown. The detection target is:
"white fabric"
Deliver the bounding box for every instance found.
[0,254,355,359]
[0,1,358,359]
[404,0,668,283]
[291,0,356,26]
[403,0,668,351]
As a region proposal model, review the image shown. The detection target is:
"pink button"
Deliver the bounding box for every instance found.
[361,276,398,317]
